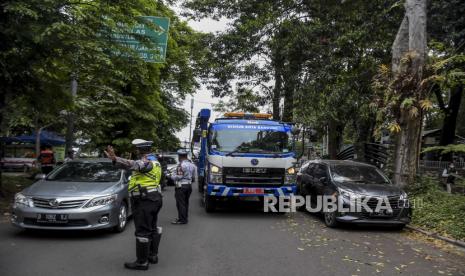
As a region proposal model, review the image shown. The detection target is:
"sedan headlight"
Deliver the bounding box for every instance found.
[84,194,117,208]
[399,191,409,207]
[338,188,361,200]
[209,164,222,184]
[14,193,33,208]
[284,167,296,184]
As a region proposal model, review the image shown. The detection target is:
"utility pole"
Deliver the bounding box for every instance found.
[188,97,194,144]
[65,74,77,154]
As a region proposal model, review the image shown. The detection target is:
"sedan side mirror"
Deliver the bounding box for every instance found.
[35,174,46,180]
[291,126,300,136]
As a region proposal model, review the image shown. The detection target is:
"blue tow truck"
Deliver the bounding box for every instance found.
[191,109,298,212]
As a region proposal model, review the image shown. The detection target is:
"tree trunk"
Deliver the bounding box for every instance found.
[65,76,78,154]
[282,82,294,122]
[392,109,423,187]
[439,85,463,161]
[35,126,42,159]
[353,116,375,162]
[0,90,5,198]
[328,119,344,159]
[272,65,282,121]
[391,0,427,187]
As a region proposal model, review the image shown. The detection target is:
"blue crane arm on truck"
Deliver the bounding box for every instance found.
[191,110,297,212]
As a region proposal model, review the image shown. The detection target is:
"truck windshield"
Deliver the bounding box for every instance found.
[210,128,291,154]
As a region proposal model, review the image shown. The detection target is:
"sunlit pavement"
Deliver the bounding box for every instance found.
[0,187,464,276]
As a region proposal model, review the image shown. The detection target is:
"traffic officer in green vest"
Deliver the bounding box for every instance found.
[105,139,163,270]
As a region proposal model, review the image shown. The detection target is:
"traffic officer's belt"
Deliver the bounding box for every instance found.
[176,181,191,188]
[131,188,160,196]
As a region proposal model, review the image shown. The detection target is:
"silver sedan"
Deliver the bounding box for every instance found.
[11,159,131,232]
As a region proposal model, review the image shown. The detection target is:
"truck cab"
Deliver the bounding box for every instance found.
[192,110,297,212]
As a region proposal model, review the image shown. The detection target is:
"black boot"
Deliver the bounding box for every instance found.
[124,239,149,270]
[148,227,162,264]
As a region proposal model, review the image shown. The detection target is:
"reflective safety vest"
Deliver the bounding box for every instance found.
[128,161,161,192]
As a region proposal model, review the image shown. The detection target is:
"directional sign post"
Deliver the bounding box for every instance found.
[112,16,170,63]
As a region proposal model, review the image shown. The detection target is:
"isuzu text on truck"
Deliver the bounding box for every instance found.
[192,109,298,212]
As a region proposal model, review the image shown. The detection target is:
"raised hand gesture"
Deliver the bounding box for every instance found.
[104,145,117,161]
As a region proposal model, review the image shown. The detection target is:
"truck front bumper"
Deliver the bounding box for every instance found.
[206,184,296,197]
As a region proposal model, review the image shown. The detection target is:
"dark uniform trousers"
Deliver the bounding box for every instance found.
[175,185,192,223]
[132,191,163,254]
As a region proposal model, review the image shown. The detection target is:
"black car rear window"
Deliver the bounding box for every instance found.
[330,164,390,184]
[47,162,121,182]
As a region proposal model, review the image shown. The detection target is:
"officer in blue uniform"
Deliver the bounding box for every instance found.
[171,149,197,224]
[105,139,163,270]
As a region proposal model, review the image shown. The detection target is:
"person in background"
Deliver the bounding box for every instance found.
[442,162,458,194]
[156,153,168,191]
[38,146,55,174]
[64,150,74,163]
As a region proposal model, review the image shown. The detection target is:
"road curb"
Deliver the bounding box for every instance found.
[406,225,465,249]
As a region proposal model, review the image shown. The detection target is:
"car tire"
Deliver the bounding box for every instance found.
[324,211,339,228]
[393,224,405,231]
[296,184,306,212]
[113,202,128,233]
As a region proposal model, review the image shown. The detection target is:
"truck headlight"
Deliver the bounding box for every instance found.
[14,193,33,208]
[284,167,296,184]
[84,194,117,208]
[211,165,220,173]
[209,164,223,184]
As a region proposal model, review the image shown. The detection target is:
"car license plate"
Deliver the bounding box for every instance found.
[369,211,393,218]
[243,188,264,194]
[37,214,68,223]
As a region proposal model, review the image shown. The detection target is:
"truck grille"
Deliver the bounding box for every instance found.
[32,197,88,209]
[223,167,285,187]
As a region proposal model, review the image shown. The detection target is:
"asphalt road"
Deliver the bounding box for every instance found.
[0,187,464,276]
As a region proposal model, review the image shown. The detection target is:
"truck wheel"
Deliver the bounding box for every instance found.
[204,193,216,213]
[198,176,204,193]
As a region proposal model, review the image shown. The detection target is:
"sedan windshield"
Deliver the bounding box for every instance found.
[330,165,390,184]
[47,162,121,182]
[210,128,291,154]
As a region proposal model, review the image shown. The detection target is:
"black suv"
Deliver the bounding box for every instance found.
[297,160,411,229]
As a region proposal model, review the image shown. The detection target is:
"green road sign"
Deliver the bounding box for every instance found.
[112,16,170,63]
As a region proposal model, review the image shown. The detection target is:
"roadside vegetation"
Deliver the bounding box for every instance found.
[408,177,465,241]
[0,175,34,217]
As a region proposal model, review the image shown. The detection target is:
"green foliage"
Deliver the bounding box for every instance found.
[422,144,465,154]
[408,177,465,241]
[213,87,264,113]
[1,0,208,152]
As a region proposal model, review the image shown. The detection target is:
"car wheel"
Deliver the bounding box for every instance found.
[393,224,405,231]
[113,202,128,233]
[296,184,306,212]
[324,211,339,228]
